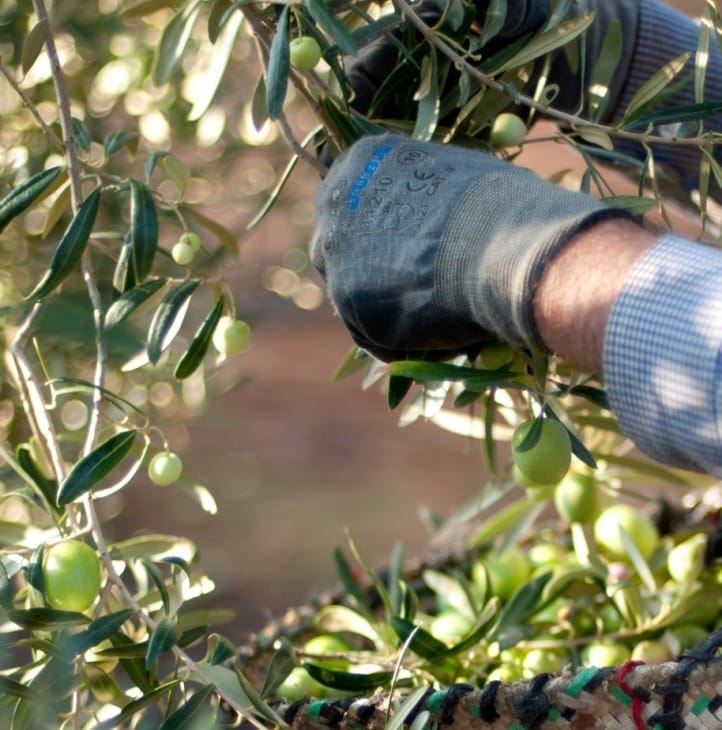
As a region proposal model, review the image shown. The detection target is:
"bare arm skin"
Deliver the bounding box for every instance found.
[533,218,657,375]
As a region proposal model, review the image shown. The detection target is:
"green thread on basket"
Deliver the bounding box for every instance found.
[307,700,325,721]
[692,696,711,715]
[566,667,600,698]
[612,685,632,705]
[467,706,481,718]
[508,724,526,730]
[426,690,447,713]
[547,706,562,722]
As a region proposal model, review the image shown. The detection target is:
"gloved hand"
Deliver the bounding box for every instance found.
[311,133,627,362]
[348,0,639,123]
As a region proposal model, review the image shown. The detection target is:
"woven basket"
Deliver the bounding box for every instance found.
[239,511,722,729]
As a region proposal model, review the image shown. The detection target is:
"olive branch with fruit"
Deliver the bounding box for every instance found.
[2,0,722,728]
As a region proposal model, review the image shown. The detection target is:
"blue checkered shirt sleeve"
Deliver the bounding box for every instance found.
[603,235,722,474]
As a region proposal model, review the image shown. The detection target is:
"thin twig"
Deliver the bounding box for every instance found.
[394,0,722,149]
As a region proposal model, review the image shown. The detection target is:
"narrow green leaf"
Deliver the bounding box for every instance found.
[479,0,507,46]
[209,0,234,43]
[412,51,440,141]
[162,154,190,197]
[235,667,286,724]
[104,130,138,158]
[16,444,57,509]
[387,688,431,730]
[93,681,180,730]
[145,617,179,668]
[621,100,722,130]
[266,5,290,119]
[542,0,572,31]
[621,53,691,122]
[389,616,448,659]
[8,607,90,631]
[140,557,170,615]
[198,664,253,710]
[601,195,657,216]
[152,0,202,85]
[304,0,357,55]
[145,150,168,179]
[304,662,394,691]
[495,12,595,73]
[489,571,552,639]
[0,559,13,610]
[588,20,624,122]
[250,74,268,132]
[259,637,295,698]
[696,4,714,103]
[21,19,48,75]
[188,9,243,120]
[158,685,217,730]
[72,118,92,153]
[57,429,137,505]
[129,179,158,282]
[26,186,101,302]
[575,125,614,151]
[174,295,225,379]
[0,676,36,701]
[387,375,413,410]
[105,278,165,329]
[0,166,62,233]
[41,182,70,237]
[113,237,136,296]
[208,632,236,666]
[245,149,300,230]
[332,547,369,609]
[62,609,134,657]
[147,278,200,364]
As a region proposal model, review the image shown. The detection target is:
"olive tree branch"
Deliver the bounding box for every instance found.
[394,0,721,149]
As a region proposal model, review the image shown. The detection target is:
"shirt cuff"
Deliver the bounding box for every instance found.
[602,234,722,474]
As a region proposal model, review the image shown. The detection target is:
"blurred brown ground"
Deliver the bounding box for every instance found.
[111,0,703,640]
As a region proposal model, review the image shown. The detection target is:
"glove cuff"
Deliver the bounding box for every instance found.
[437,168,626,348]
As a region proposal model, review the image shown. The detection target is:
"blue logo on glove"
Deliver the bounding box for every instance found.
[347,143,394,212]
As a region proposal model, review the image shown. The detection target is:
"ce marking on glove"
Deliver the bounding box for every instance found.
[405,167,455,196]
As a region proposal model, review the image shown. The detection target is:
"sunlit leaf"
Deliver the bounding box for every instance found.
[147,278,200,364]
[0,166,62,234]
[387,688,432,730]
[26,186,101,301]
[141,557,171,615]
[601,195,657,215]
[0,559,12,610]
[412,50,440,141]
[41,182,71,237]
[22,18,48,75]
[62,609,134,657]
[621,100,722,130]
[109,534,197,563]
[105,278,165,329]
[93,681,181,729]
[188,9,243,120]
[304,662,395,691]
[152,0,203,85]
[121,0,178,18]
[57,429,137,505]
[495,13,595,73]
[304,0,357,55]
[621,53,690,122]
[266,6,290,119]
[259,636,295,698]
[182,205,238,255]
[174,295,225,379]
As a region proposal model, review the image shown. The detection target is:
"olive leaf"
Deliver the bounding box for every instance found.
[147,278,200,364]
[158,685,217,730]
[57,429,137,506]
[152,0,202,85]
[304,662,395,691]
[8,608,90,631]
[258,637,295,698]
[304,0,357,55]
[21,18,48,75]
[105,278,165,330]
[0,166,62,234]
[103,130,138,158]
[266,5,290,119]
[479,0,507,47]
[0,560,13,611]
[413,50,440,141]
[129,179,158,282]
[26,186,101,302]
[174,295,225,379]
[145,617,179,668]
[62,609,135,658]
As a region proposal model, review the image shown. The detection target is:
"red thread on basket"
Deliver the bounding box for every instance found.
[616,660,646,730]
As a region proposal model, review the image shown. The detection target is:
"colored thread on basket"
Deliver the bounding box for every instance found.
[616,660,647,730]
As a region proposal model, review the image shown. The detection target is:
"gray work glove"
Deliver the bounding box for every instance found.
[311,133,626,362]
[349,0,639,123]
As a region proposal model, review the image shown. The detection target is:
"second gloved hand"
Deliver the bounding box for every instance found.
[311,134,627,362]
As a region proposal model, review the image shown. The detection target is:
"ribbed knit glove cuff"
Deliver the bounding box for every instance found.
[312,133,625,361]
